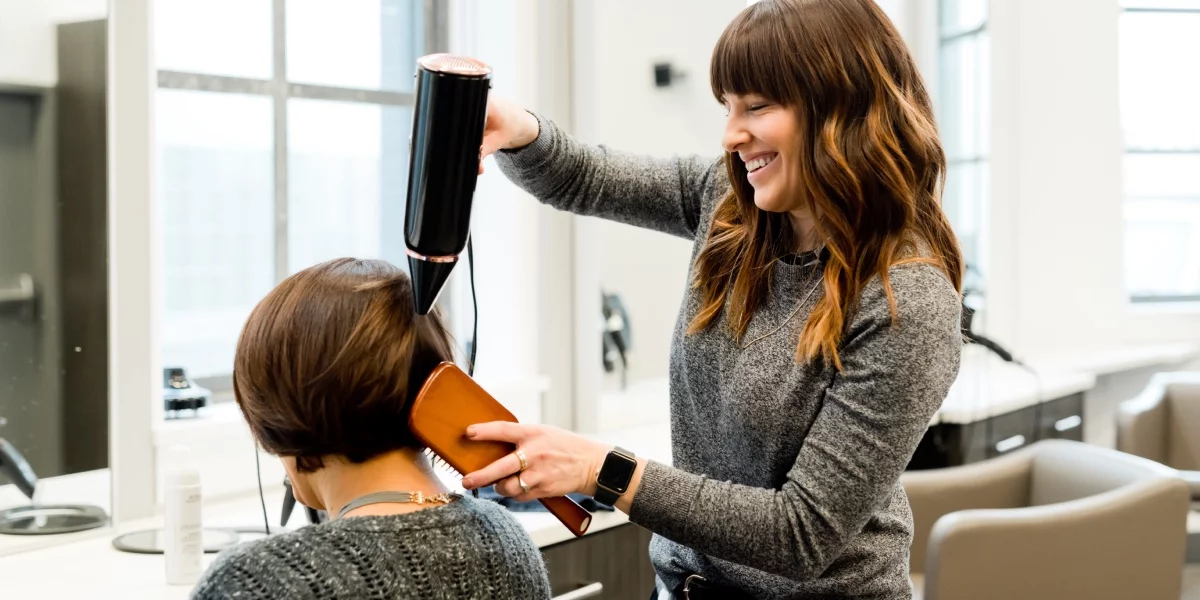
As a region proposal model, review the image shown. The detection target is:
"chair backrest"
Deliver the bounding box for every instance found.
[1117,375,1172,464]
[925,440,1191,600]
[1030,439,1178,506]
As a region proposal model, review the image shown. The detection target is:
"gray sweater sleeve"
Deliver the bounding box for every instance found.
[628,265,963,581]
[492,112,724,240]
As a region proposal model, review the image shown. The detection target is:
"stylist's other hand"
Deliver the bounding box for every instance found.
[459,422,606,502]
[477,95,540,175]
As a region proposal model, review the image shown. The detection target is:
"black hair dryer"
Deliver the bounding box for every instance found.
[404,53,493,315]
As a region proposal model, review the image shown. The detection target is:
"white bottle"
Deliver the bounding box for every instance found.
[164,445,203,585]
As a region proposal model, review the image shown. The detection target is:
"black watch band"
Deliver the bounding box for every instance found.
[594,446,637,507]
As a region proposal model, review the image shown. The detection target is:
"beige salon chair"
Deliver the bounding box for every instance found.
[1117,372,1200,501]
[902,439,1190,600]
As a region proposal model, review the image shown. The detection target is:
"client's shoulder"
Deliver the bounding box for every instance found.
[190,497,551,599]
[188,533,295,600]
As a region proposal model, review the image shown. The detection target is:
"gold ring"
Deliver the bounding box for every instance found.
[515,449,529,472]
[518,476,531,495]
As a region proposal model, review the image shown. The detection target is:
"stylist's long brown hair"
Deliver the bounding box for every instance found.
[690,0,963,369]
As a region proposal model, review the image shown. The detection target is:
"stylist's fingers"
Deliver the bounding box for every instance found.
[467,421,529,444]
[460,451,523,490]
[495,472,538,502]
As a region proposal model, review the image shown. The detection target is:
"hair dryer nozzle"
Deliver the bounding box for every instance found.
[404,53,491,315]
[409,254,457,315]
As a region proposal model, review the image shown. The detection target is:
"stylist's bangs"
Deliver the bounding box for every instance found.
[710,1,801,107]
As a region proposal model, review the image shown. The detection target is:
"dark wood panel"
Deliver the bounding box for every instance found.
[542,523,656,600]
[909,394,1088,470]
[56,19,109,474]
[987,404,1038,458]
[1036,393,1085,442]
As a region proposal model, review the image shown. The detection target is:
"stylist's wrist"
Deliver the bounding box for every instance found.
[506,110,540,150]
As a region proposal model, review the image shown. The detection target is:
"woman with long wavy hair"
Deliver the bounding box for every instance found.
[463,0,964,597]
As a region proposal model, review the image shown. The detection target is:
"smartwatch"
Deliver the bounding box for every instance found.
[593,446,637,507]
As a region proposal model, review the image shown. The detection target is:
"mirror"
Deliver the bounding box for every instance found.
[0,0,111,549]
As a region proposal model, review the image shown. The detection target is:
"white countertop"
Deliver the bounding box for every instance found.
[934,348,1096,425]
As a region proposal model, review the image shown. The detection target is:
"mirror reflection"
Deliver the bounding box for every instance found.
[0,0,111,542]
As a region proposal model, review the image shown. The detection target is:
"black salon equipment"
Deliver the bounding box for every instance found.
[601,291,632,389]
[404,53,492,315]
[163,366,210,418]
[0,436,108,535]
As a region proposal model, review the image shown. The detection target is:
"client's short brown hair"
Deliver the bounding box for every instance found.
[233,258,455,472]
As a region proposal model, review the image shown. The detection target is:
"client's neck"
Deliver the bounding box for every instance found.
[310,448,452,519]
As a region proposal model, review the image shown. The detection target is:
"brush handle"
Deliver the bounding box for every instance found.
[538,495,592,537]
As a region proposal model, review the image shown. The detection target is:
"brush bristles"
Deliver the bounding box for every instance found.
[424,449,462,478]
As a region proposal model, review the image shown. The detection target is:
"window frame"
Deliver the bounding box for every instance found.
[1120,3,1200,304]
[936,0,990,307]
[155,0,451,391]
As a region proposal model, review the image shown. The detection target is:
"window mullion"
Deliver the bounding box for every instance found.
[273,0,289,282]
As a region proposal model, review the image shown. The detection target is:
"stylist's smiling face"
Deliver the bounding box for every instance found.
[721,94,802,213]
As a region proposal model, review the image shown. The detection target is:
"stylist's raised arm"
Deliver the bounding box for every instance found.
[465,1,964,598]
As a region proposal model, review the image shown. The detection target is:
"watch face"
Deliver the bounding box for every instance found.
[598,452,637,493]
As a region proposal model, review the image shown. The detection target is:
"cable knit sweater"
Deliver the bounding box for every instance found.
[189,496,551,599]
[494,114,963,599]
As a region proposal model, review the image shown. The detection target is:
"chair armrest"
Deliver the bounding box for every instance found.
[901,450,1033,573]
[924,476,1190,600]
[1180,470,1200,500]
[1117,378,1169,464]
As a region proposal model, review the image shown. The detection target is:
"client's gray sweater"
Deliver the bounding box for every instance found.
[495,115,962,599]
[190,496,551,599]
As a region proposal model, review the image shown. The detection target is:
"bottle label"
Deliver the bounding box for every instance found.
[165,485,203,584]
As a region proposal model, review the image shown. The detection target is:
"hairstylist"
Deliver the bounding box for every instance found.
[460,1,964,598]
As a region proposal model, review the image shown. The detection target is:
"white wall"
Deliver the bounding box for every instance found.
[571,0,745,390]
[0,0,108,86]
[996,0,1127,353]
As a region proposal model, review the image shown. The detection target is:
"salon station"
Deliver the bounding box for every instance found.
[3,0,1200,599]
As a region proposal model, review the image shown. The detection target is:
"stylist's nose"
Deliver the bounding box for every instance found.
[723,115,751,153]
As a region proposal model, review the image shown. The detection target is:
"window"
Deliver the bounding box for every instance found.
[937,0,989,279]
[1119,0,1200,302]
[155,0,445,386]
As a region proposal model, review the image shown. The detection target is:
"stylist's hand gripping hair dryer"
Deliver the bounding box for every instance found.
[404,54,492,314]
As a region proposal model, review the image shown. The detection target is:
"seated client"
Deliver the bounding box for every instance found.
[191,257,552,599]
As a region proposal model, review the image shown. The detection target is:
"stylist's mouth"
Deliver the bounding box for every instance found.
[745,153,778,184]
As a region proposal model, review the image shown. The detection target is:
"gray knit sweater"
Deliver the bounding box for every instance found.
[189,496,551,599]
[495,114,962,599]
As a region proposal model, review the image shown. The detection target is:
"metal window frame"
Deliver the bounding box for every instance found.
[1120,5,1200,303]
[936,0,990,270]
[937,0,988,164]
[158,0,449,394]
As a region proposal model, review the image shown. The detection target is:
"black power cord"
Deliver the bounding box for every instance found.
[466,237,480,500]
[255,445,270,535]
[467,236,478,377]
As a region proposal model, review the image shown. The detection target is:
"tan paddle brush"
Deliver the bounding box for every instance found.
[408,361,592,537]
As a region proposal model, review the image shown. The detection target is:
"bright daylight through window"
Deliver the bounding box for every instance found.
[153,0,440,387]
[1119,0,1200,302]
